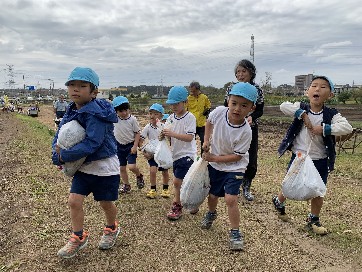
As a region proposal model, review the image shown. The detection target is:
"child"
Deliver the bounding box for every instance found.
[201,82,257,251]
[224,59,264,201]
[112,96,144,193]
[273,76,353,235]
[160,86,197,220]
[52,67,121,259]
[162,113,169,123]
[139,103,170,199]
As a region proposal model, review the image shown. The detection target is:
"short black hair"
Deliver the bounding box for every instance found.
[189,81,201,90]
[114,103,130,112]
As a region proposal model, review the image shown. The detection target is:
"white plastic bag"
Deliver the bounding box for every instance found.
[180,157,210,211]
[139,139,159,155]
[282,152,326,201]
[57,120,86,177]
[154,139,173,169]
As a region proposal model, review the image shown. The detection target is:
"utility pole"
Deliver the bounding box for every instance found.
[250,34,255,63]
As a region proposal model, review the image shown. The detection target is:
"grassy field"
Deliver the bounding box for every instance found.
[0,110,361,271]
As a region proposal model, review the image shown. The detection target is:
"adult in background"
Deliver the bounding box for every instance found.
[224,59,264,201]
[187,81,211,155]
[54,94,68,118]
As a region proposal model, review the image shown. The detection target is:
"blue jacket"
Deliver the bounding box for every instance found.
[52,99,118,165]
[278,102,338,171]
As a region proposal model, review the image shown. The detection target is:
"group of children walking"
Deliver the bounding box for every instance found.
[52,66,353,259]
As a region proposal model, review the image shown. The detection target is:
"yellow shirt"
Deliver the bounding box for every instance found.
[187,93,211,127]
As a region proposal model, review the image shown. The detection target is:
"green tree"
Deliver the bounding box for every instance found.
[351,88,362,104]
[337,91,351,104]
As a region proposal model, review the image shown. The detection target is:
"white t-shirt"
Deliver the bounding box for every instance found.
[114,115,140,145]
[208,106,252,172]
[292,109,327,159]
[141,123,163,141]
[168,112,197,161]
[78,155,120,176]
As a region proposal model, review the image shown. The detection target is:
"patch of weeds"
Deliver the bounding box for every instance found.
[29,176,48,197]
[16,114,53,143]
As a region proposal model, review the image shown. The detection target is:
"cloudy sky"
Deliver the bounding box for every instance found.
[1,0,361,90]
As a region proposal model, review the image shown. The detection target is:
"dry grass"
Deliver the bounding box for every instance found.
[0,109,361,272]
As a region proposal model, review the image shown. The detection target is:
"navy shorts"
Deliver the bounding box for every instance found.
[71,171,120,201]
[208,164,244,197]
[288,153,329,185]
[173,156,194,180]
[117,142,137,166]
[148,158,167,172]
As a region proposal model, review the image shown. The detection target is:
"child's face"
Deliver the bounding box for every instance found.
[116,108,130,119]
[227,95,255,125]
[235,66,252,83]
[67,80,95,109]
[169,101,186,116]
[149,110,162,125]
[306,78,333,107]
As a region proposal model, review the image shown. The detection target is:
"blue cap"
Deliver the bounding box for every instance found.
[149,103,164,114]
[166,86,188,104]
[162,113,169,120]
[65,67,99,87]
[229,82,258,104]
[112,96,129,108]
[312,76,334,92]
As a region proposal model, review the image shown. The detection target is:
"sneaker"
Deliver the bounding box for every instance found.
[57,232,89,259]
[146,189,157,199]
[306,216,328,235]
[272,196,289,222]
[167,202,182,221]
[229,229,244,251]
[136,174,145,189]
[160,188,170,198]
[99,222,121,250]
[242,178,254,201]
[120,184,131,194]
[201,211,217,229]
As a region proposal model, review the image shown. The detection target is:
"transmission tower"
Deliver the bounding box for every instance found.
[5,64,15,89]
[250,34,255,63]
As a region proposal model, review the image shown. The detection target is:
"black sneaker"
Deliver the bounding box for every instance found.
[136,174,145,189]
[229,229,244,251]
[201,211,217,229]
[272,196,289,222]
[306,215,328,235]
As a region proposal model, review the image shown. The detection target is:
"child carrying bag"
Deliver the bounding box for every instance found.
[57,120,86,177]
[180,157,210,211]
[282,137,326,201]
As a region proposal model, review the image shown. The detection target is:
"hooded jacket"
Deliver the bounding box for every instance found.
[52,99,118,165]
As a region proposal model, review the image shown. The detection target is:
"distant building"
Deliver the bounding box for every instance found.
[334,84,361,94]
[295,74,314,92]
[97,87,127,100]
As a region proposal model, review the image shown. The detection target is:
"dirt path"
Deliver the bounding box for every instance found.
[0,109,361,271]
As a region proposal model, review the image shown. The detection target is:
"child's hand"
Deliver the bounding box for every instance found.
[55,144,61,154]
[202,151,215,162]
[143,151,153,160]
[130,146,137,154]
[310,125,323,136]
[202,141,210,152]
[161,128,173,138]
[302,113,313,130]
